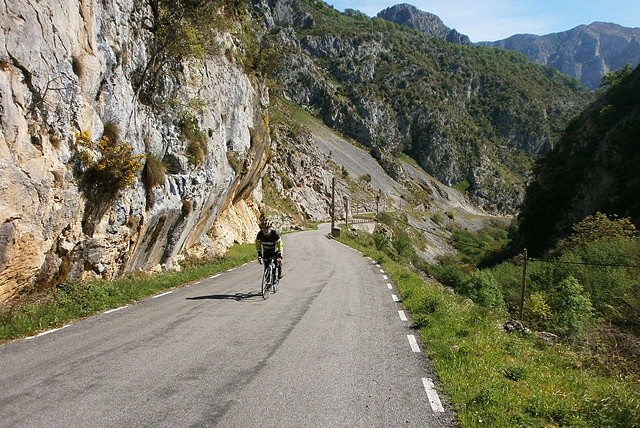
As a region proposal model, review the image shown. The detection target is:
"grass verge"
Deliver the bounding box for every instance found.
[336,231,640,427]
[0,243,256,343]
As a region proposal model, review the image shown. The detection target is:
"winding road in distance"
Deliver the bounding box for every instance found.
[0,224,457,427]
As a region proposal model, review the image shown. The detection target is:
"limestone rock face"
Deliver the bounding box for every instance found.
[0,1,269,301]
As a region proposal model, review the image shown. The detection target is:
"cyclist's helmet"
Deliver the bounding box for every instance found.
[261,218,273,230]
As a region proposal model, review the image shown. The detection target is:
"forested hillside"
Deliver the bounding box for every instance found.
[518,64,640,255]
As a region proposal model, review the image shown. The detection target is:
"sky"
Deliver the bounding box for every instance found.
[326,0,640,42]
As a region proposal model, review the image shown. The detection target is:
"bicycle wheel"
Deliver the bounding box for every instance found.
[261,266,271,299]
[272,265,279,294]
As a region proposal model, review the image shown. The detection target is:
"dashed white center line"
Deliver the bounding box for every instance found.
[422,378,445,412]
[398,310,408,321]
[391,294,399,302]
[408,335,421,352]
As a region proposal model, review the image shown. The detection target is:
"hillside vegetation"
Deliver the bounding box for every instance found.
[259,0,592,212]
[338,215,640,427]
[518,64,640,254]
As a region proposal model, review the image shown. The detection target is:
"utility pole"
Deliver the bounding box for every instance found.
[331,176,335,230]
[343,195,350,230]
[519,249,528,321]
[331,176,339,237]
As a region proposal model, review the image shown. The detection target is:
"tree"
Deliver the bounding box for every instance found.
[600,64,633,89]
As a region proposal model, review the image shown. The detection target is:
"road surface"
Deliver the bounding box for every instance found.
[0,224,457,427]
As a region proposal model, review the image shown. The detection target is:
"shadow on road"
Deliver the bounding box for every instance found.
[186,291,262,301]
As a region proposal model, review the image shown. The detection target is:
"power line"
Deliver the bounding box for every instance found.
[529,258,640,269]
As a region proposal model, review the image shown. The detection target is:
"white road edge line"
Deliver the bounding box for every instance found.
[26,325,70,340]
[382,275,389,280]
[210,274,222,279]
[408,334,421,352]
[103,306,128,315]
[398,310,408,321]
[422,378,445,412]
[392,294,399,302]
[379,269,385,273]
[387,283,393,289]
[153,291,173,299]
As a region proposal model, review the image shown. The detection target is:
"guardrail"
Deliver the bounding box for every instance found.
[350,218,376,224]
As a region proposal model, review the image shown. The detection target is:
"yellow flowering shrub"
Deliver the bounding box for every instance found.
[75,130,144,198]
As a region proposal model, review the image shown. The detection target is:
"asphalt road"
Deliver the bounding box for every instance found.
[0,224,457,427]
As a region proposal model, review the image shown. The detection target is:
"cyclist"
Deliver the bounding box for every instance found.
[255,218,283,279]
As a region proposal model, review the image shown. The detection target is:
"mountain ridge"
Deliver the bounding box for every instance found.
[480,21,640,89]
[375,3,640,89]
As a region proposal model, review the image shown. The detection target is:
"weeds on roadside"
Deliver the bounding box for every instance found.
[336,226,640,427]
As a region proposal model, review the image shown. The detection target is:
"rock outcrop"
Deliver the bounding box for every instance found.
[0,0,269,301]
[377,4,471,45]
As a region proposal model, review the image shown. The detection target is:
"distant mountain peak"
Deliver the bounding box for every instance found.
[377,3,471,45]
[482,22,640,89]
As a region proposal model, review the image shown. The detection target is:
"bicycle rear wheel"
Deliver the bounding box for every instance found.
[261,266,271,299]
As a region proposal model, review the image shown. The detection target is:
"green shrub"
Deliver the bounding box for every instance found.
[431,211,446,225]
[373,230,393,254]
[548,275,594,336]
[462,270,506,310]
[524,291,553,330]
[555,235,640,330]
[181,112,207,166]
[392,233,413,258]
[488,261,522,313]
[554,212,637,254]
[428,259,467,289]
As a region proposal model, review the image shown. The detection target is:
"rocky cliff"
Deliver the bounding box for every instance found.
[0,0,270,301]
[482,22,640,89]
[376,3,471,45]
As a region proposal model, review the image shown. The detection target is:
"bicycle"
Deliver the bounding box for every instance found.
[259,256,280,299]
